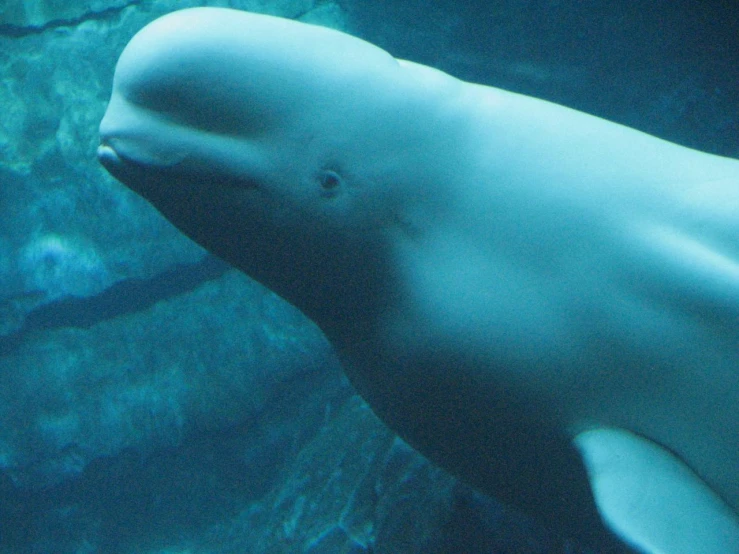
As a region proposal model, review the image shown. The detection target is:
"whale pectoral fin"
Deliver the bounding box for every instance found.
[573,428,739,554]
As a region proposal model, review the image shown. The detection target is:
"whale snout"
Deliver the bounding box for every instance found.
[96,139,157,195]
[96,138,133,184]
[97,108,138,180]
[97,142,122,172]
[96,124,174,193]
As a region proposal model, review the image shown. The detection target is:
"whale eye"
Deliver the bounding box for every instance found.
[319,170,342,196]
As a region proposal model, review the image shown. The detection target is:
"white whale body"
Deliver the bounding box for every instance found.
[98,8,739,553]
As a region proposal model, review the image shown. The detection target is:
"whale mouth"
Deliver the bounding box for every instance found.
[97,143,122,172]
[97,136,186,178]
[98,140,262,196]
[97,141,134,183]
[96,140,167,193]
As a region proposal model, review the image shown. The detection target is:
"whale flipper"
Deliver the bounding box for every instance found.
[575,428,739,553]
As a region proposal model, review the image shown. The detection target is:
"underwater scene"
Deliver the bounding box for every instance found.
[0,0,737,553]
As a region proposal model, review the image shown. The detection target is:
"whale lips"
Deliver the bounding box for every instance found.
[97,143,122,172]
[96,139,174,200]
[96,141,136,185]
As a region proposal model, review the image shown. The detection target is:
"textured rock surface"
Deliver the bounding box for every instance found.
[200,397,454,554]
[0,269,333,489]
[0,364,354,553]
[0,0,333,29]
[0,0,133,28]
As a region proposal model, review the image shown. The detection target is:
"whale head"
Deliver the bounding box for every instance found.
[97,8,442,329]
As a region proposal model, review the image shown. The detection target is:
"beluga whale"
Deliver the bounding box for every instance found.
[97,7,739,553]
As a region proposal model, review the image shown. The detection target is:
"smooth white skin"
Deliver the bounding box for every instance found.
[99,8,739,552]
